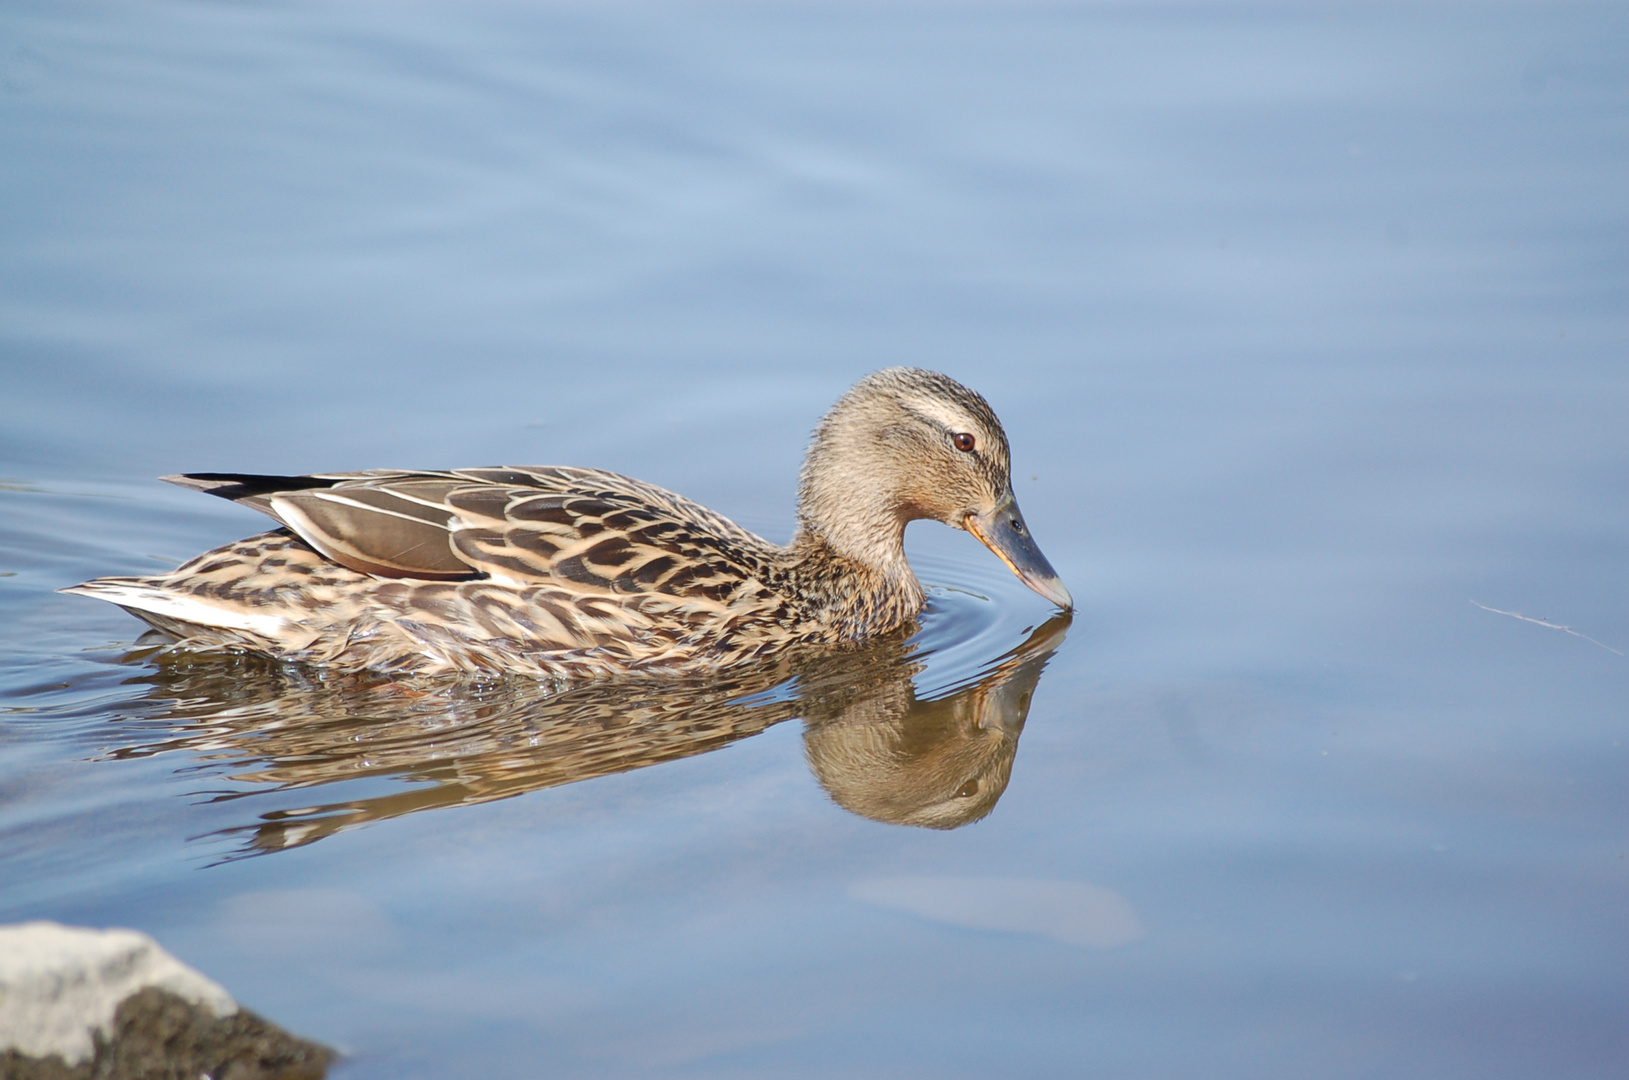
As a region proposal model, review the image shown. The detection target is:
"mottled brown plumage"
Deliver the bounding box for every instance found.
[64,368,1070,678]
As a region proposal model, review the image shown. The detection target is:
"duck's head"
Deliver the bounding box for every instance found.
[796,368,1072,609]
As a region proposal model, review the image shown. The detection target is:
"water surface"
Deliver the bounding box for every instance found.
[2,2,1625,1077]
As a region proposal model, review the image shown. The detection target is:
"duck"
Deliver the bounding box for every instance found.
[63,367,1071,679]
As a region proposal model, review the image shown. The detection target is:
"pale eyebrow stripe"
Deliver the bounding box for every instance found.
[904,397,980,435]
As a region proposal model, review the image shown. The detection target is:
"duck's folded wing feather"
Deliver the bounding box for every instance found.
[444,486,767,601]
[268,481,475,579]
[165,471,473,579]
[164,468,776,598]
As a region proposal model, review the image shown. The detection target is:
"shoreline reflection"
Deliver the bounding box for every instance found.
[99,615,1069,858]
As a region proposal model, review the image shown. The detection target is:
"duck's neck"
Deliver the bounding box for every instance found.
[788,396,930,638]
[784,527,924,642]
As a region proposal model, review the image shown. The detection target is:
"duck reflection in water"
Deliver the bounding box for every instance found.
[102,615,1068,858]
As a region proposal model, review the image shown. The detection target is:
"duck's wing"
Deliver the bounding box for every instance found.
[167,470,478,579]
[165,467,780,599]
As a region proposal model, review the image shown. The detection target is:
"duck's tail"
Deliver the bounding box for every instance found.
[60,577,295,644]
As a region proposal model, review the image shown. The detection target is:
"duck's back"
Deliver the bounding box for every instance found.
[64,466,811,678]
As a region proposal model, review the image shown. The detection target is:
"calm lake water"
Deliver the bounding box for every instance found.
[2,2,1625,1077]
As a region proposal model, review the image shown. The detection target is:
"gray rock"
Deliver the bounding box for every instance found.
[0,922,332,1080]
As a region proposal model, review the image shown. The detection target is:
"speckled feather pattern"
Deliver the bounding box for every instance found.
[69,468,923,678]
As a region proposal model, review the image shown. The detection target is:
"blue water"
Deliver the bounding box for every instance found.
[2,2,1626,1077]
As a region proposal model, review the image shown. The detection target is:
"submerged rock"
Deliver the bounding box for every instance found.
[0,921,333,1080]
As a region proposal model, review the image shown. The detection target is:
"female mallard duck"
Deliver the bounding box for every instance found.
[64,368,1071,679]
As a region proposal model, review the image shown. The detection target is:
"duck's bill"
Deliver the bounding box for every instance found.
[966,498,1074,610]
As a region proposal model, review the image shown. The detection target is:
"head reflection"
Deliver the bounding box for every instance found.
[105,615,1069,858]
[802,620,1063,829]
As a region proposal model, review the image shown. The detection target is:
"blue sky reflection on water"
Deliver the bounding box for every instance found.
[1,2,1626,1077]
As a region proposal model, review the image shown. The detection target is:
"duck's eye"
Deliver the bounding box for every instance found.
[955,779,979,798]
[952,432,976,452]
